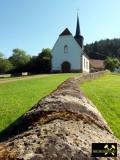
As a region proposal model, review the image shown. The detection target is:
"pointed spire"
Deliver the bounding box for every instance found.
[75,13,80,36]
[74,12,84,48]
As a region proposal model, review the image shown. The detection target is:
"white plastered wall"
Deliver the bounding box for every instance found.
[52,35,82,71]
[82,55,89,73]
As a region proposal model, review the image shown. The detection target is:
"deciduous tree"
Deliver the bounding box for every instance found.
[9,48,30,72]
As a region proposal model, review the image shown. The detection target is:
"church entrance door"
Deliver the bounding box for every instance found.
[61,61,71,73]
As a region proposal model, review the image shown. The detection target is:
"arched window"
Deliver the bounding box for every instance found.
[64,45,68,53]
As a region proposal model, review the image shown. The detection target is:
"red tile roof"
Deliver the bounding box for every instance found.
[90,59,105,69]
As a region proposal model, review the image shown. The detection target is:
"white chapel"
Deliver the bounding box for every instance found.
[52,15,89,73]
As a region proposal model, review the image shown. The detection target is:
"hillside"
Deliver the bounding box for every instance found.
[84,38,120,60]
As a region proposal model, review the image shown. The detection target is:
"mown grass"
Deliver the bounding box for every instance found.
[80,73,120,139]
[0,73,79,131]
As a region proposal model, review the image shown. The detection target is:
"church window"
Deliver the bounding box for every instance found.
[64,45,68,53]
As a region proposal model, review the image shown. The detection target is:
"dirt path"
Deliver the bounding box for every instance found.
[0,74,50,84]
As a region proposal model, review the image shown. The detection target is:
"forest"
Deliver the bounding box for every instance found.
[84,38,120,60]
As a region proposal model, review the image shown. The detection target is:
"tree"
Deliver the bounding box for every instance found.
[39,48,52,73]
[9,48,31,72]
[35,48,52,73]
[0,52,13,74]
[26,56,38,73]
[0,59,13,74]
[24,48,52,73]
[0,52,4,59]
[84,38,120,60]
[117,48,120,58]
[105,57,120,71]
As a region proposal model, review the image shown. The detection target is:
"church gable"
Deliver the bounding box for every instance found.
[52,28,82,53]
[52,33,82,72]
[59,28,72,36]
[52,33,82,54]
[51,14,89,73]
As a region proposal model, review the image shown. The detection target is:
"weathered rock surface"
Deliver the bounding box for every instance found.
[0,72,120,160]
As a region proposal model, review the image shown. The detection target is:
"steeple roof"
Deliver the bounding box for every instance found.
[74,14,84,48]
[75,14,80,36]
[59,28,72,36]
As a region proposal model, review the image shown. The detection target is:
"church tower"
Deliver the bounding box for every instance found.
[74,14,84,48]
[51,14,89,73]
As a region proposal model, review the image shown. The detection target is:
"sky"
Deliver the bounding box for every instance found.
[0,0,120,57]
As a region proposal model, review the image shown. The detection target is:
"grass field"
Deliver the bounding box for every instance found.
[80,73,120,139]
[0,73,79,132]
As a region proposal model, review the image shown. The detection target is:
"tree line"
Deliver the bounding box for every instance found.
[0,48,52,74]
[84,38,120,71]
[1,38,120,74]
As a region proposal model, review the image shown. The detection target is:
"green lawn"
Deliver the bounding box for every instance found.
[0,73,79,132]
[80,73,120,139]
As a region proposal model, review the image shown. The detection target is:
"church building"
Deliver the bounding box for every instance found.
[52,15,89,73]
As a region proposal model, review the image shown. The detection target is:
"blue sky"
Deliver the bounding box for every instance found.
[0,0,120,57]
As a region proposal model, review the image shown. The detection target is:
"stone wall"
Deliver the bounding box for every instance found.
[79,71,108,83]
[0,71,120,160]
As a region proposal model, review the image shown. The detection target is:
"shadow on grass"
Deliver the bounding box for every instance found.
[0,109,52,142]
[0,114,31,142]
[0,112,39,142]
